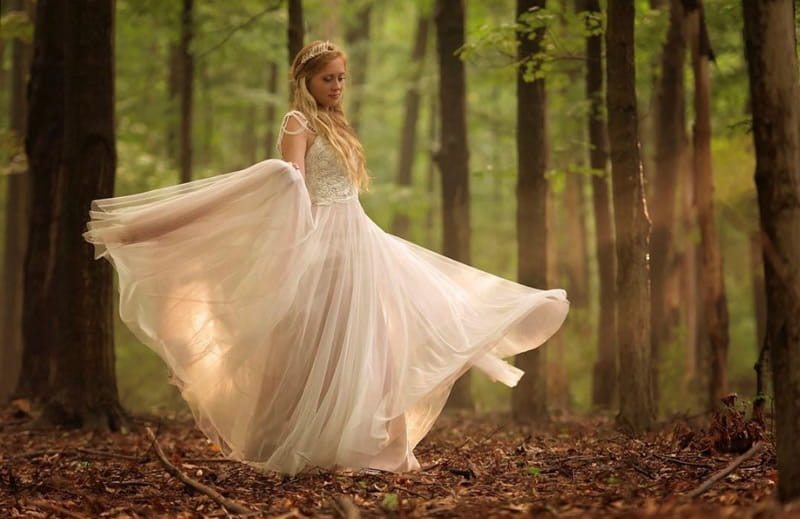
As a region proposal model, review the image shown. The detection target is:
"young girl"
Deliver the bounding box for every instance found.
[84,40,569,475]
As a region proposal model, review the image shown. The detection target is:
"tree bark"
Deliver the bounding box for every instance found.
[512,0,549,423]
[580,0,617,410]
[685,0,730,409]
[179,0,194,183]
[435,0,473,411]
[391,15,430,238]
[742,0,800,501]
[1,0,33,402]
[650,0,687,410]
[606,0,654,433]
[344,4,372,135]
[17,0,66,400]
[563,174,589,308]
[39,0,124,431]
[287,0,304,66]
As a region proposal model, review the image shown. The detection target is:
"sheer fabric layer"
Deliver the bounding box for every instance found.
[84,158,569,475]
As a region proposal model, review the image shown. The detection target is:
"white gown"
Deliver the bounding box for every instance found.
[83,111,569,475]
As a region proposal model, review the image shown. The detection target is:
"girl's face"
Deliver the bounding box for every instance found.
[307,57,346,109]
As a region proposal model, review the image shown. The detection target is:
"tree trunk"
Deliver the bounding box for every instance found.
[264,61,279,157]
[686,0,730,409]
[435,0,473,411]
[581,0,617,410]
[391,15,430,238]
[606,0,654,433]
[17,0,66,400]
[749,232,767,362]
[1,0,33,403]
[563,173,589,308]
[344,4,372,135]
[179,0,194,183]
[167,43,179,163]
[742,0,800,501]
[287,0,304,66]
[650,0,687,410]
[512,0,549,423]
[39,0,124,431]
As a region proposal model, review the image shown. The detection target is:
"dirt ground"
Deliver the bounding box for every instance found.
[1,403,798,518]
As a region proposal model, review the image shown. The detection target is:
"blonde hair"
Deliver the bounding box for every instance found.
[290,41,370,190]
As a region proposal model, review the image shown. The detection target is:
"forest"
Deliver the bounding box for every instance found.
[1,0,799,517]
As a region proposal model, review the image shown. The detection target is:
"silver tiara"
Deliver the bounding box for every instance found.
[299,41,334,66]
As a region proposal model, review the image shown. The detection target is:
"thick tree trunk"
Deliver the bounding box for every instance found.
[512,0,549,423]
[742,0,800,501]
[287,0,304,66]
[581,0,617,410]
[1,0,33,403]
[606,0,654,433]
[179,0,194,183]
[39,0,124,431]
[344,4,372,135]
[650,0,687,410]
[435,0,473,411]
[264,61,279,157]
[686,1,730,409]
[17,0,66,400]
[563,174,589,308]
[391,15,430,238]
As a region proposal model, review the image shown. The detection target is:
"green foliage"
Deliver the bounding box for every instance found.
[0,10,33,43]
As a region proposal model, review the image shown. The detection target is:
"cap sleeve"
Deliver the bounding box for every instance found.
[276,110,313,153]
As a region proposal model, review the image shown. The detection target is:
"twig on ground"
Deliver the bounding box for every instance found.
[653,453,713,470]
[687,442,762,498]
[11,448,141,461]
[75,447,142,461]
[145,427,252,515]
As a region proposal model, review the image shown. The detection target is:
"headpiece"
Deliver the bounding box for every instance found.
[299,41,334,66]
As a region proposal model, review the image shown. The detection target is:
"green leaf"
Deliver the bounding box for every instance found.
[381,492,399,511]
[526,466,542,476]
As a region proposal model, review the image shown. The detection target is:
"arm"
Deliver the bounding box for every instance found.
[279,112,311,177]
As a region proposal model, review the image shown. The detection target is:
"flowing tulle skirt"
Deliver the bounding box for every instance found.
[84,159,569,474]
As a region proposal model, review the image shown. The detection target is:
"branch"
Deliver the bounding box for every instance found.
[197,2,283,59]
[145,427,252,515]
[686,442,762,498]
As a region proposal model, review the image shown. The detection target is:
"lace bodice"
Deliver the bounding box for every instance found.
[304,137,358,205]
[278,111,358,206]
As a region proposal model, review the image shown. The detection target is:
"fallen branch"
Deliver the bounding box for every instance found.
[12,448,141,461]
[145,427,252,515]
[686,442,762,498]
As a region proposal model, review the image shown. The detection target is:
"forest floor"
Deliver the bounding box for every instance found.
[0,402,797,518]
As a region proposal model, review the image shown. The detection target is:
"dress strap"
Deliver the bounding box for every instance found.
[276,110,313,153]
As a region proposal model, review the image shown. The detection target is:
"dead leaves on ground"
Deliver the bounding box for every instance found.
[0,407,794,517]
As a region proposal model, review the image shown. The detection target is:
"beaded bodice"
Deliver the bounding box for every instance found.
[304,136,358,205]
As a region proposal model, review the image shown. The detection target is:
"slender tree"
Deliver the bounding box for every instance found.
[650,0,687,409]
[264,61,279,156]
[392,14,431,238]
[743,0,800,501]
[288,0,304,65]
[344,3,372,134]
[1,0,33,402]
[685,0,730,408]
[17,0,66,400]
[179,0,194,183]
[580,0,617,409]
[606,0,654,432]
[435,0,473,410]
[39,0,123,430]
[512,0,549,422]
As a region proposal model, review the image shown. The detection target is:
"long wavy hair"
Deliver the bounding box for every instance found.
[290,41,370,190]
